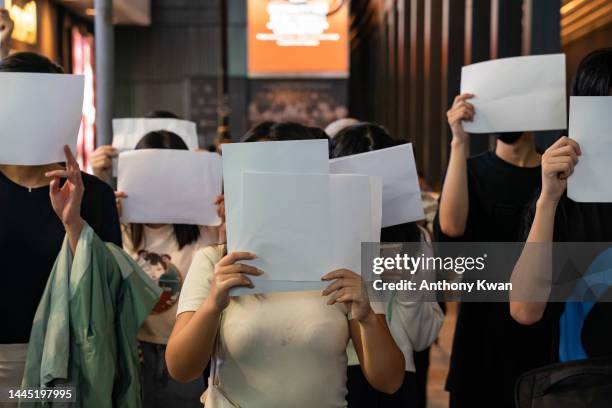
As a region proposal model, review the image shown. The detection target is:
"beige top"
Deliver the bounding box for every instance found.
[177,245,351,408]
[122,224,219,344]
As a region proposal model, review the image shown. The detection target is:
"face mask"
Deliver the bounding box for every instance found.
[496,132,523,145]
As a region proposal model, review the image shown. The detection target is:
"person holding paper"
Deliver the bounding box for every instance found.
[90,110,181,184]
[0,7,12,60]
[333,123,444,408]
[114,130,221,408]
[0,53,122,390]
[166,124,405,408]
[510,48,612,363]
[435,92,559,406]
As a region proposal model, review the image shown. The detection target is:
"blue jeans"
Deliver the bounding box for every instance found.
[140,341,208,408]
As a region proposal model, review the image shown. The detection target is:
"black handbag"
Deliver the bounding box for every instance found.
[515,355,612,407]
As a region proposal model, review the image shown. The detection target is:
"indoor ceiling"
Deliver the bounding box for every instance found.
[561,0,612,45]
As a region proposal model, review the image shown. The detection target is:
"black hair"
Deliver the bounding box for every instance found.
[0,52,64,74]
[332,123,395,158]
[571,47,612,97]
[145,110,180,119]
[332,122,421,243]
[129,130,200,250]
[242,121,323,142]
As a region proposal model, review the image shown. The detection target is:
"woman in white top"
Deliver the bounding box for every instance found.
[165,123,406,408]
[94,129,220,408]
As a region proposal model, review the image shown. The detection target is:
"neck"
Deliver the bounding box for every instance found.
[495,133,541,168]
[0,164,62,188]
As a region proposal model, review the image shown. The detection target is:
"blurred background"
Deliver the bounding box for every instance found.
[4,0,611,187]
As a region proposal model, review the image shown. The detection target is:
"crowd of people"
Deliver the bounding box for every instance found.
[1,6,611,408]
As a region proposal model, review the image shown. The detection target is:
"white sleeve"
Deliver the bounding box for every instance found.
[387,232,444,370]
[176,246,218,315]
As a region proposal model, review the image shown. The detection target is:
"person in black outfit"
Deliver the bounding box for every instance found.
[434,93,559,407]
[0,53,121,377]
[510,48,612,363]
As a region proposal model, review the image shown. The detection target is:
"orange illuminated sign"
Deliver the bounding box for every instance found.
[248,0,349,77]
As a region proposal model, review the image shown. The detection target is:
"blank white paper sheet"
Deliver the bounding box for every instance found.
[330,143,424,227]
[112,118,199,151]
[233,172,382,295]
[221,139,330,252]
[460,54,567,133]
[111,118,199,176]
[0,73,84,165]
[567,96,612,203]
[117,149,222,225]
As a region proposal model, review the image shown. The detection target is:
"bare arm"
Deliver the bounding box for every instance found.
[510,137,581,325]
[322,269,405,394]
[349,312,405,394]
[166,251,261,383]
[438,94,474,237]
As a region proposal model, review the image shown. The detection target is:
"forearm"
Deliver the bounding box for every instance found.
[351,311,405,394]
[64,218,85,253]
[166,299,222,383]
[439,139,470,236]
[510,198,557,325]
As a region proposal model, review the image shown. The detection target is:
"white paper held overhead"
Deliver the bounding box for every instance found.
[0,73,84,165]
[567,96,612,203]
[460,54,566,133]
[117,149,222,225]
[330,143,424,227]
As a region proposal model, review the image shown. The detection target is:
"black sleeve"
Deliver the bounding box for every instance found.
[96,181,123,247]
[80,173,123,247]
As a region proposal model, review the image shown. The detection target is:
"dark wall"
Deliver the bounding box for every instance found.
[114,0,222,148]
[564,23,612,90]
[349,0,561,188]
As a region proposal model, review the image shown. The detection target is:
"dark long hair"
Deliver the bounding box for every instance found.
[242,121,328,143]
[0,52,64,73]
[331,123,422,243]
[129,130,201,250]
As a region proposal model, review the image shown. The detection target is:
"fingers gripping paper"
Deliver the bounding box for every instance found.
[0,73,85,165]
[567,97,612,203]
[117,149,222,225]
[330,143,424,227]
[460,54,567,133]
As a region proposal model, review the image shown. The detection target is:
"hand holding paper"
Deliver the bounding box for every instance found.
[117,149,222,225]
[460,54,566,133]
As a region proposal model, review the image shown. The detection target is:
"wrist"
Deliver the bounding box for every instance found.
[63,217,85,232]
[357,306,377,324]
[203,296,225,316]
[537,195,561,210]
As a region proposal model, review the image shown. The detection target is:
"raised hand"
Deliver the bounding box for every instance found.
[540,136,581,204]
[322,269,373,322]
[447,93,475,142]
[45,146,85,250]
